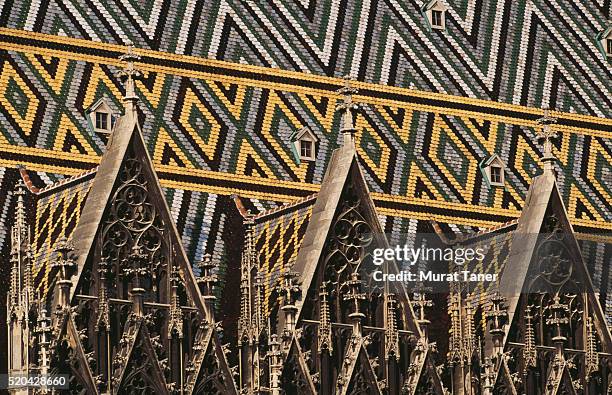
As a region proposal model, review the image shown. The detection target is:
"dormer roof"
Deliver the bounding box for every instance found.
[480,153,505,168]
[290,126,319,142]
[421,0,447,12]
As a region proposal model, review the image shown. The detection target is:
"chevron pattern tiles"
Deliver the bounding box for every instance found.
[1,0,610,114]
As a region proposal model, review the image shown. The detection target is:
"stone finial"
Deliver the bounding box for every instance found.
[335,75,360,146]
[52,237,76,309]
[116,41,142,113]
[13,179,27,233]
[343,272,366,335]
[536,106,559,172]
[318,282,333,353]
[196,253,217,297]
[277,270,301,335]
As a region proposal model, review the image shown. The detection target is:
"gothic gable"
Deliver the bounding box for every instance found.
[30,58,238,391]
[492,359,518,395]
[500,175,612,351]
[52,313,97,394]
[402,350,445,395]
[280,336,317,394]
[289,143,420,336]
[70,120,205,314]
[112,319,168,394]
[186,325,238,395]
[338,343,382,395]
[546,364,578,395]
[491,166,612,393]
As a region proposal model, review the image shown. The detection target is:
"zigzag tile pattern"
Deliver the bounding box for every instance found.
[0,35,610,234]
[1,0,610,115]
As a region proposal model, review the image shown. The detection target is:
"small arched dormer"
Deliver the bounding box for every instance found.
[85,97,119,138]
[291,127,319,163]
[480,154,506,187]
[596,26,612,58]
[421,0,448,30]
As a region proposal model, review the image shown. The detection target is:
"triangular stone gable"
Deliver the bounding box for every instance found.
[499,170,612,352]
[493,358,518,395]
[45,101,238,393]
[338,342,382,395]
[187,326,238,395]
[403,349,445,395]
[53,313,98,394]
[289,143,421,336]
[68,110,207,317]
[113,319,168,394]
[545,363,577,395]
[281,336,317,393]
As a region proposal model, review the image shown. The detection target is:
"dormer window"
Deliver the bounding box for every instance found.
[86,97,119,137]
[291,127,319,162]
[95,112,109,131]
[431,10,443,28]
[490,165,503,185]
[596,26,612,58]
[300,139,313,159]
[422,1,447,30]
[481,154,506,187]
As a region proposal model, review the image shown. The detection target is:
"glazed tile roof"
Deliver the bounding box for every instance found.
[0,30,610,237]
[252,194,317,315]
[29,169,96,301]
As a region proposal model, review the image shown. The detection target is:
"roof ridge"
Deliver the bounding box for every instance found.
[253,193,318,220]
[431,218,519,244]
[34,167,99,195]
[461,218,519,241]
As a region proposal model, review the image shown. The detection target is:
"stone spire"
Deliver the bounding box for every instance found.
[9,179,31,307]
[447,291,463,364]
[277,269,301,340]
[343,272,366,337]
[385,293,400,359]
[585,316,599,380]
[7,179,35,377]
[463,295,477,365]
[168,263,183,338]
[522,305,536,368]
[536,106,558,173]
[335,75,359,147]
[116,41,142,115]
[196,253,217,320]
[124,245,148,317]
[239,212,256,343]
[52,237,76,310]
[96,258,111,329]
[254,272,264,338]
[318,282,333,353]
[14,179,27,237]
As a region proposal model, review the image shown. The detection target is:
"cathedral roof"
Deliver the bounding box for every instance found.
[252,194,317,311]
[20,167,97,302]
